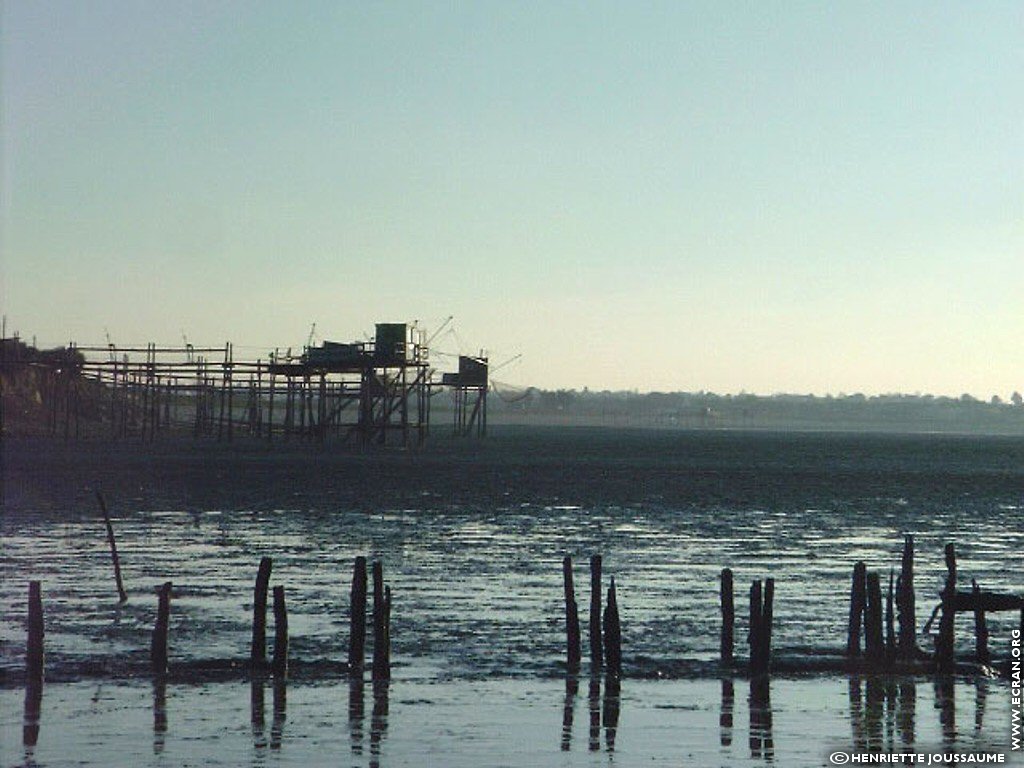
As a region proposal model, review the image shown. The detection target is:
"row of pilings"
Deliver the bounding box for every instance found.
[18,538,1024,688]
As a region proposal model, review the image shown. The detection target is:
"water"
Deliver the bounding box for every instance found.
[2,428,1022,765]
[3,428,1022,680]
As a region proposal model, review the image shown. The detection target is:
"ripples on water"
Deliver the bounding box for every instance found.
[3,429,1022,681]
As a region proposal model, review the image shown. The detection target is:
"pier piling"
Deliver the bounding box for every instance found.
[272,585,288,677]
[96,491,127,602]
[151,581,172,675]
[251,557,273,667]
[847,562,867,657]
[563,556,582,673]
[721,568,734,664]
[349,556,368,676]
[589,555,603,672]
[26,581,44,681]
[603,578,622,678]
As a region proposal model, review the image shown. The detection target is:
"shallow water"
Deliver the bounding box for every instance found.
[3,429,1022,681]
[2,428,1023,764]
[2,675,1021,767]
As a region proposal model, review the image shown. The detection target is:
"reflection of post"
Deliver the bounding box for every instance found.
[270,677,286,750]
[603,675,620,752]
[865,677,883,751]
[251,677,267,753]
[720,678,734,747]
[370,680,389,768]
[561,675,578,752]
[849,677,865,752]
[973,677,987,735]
[152,678,167,755]
[883,677,897,752]
[935,676,955,747]
[588,675,600,752]
[748,677,772,761]
[897,678,916,746]
[349,678,365,756]
[23,675,42,754]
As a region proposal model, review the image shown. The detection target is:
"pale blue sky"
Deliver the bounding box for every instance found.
[2,2,1021,395]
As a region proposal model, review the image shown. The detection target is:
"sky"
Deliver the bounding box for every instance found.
[2,1,1021,396]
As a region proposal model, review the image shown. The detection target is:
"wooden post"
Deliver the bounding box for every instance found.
[251,557,273,666]
[971,580,989,665]
[936,543,956,672]
[721,568,734,664]
[589,554,603,671]
[26,581,44,681]
[749,580,763,674]
[885,569,896,666]
[865,572,884,665]
[96,491,128,603]
[563,556,581,673]
[272,585,288,677]
[384,585,392,673]
[348,556,368,676]
[371,561,389,681]
[151,581,172,675]
[847,561,867,657]
[897,535,917,660]
[760,578,774,672]
[603,577,622,677]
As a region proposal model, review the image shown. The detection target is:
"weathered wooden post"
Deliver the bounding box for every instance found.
[251,557,273,667]
[971,580,989,665]
[760,578,774,672]
[348,556,368,676]
[936,543,956,672]
[603,578,622,677]
[589,554,603,671]
[721,568,734,664]
[563,556,581,673]
[151,581,172,675]
[96,491,128,602]
[26,581,44,682]
[885,569,896,665]
[865,572,884,665]
[272,585,288,677]
[384,585,392,673]
[749,580,763,674]
[371,561,390,681]
[896,535,917,660]
[847,561,867,657]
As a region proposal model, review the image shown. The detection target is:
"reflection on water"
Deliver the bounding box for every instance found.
[935,676,955,747]
[897,679,916,746]
[560,675,577,751]
[720,678,734,748]
[973,677,986,737]
[152,678,167,755]
[270,677,286,751]
[588,675,600,752]
[370,680,389,768]
[251,676,267,754]
[349,679,365,756]
[23,676,42,763]
[560,674,619,754]
[748,677,773,762]
[602,676,620,752]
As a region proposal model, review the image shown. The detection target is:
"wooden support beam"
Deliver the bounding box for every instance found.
[251,557,273,666]
[563,556,581,673]
[349,556,368,676]
[721,567,734,664]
